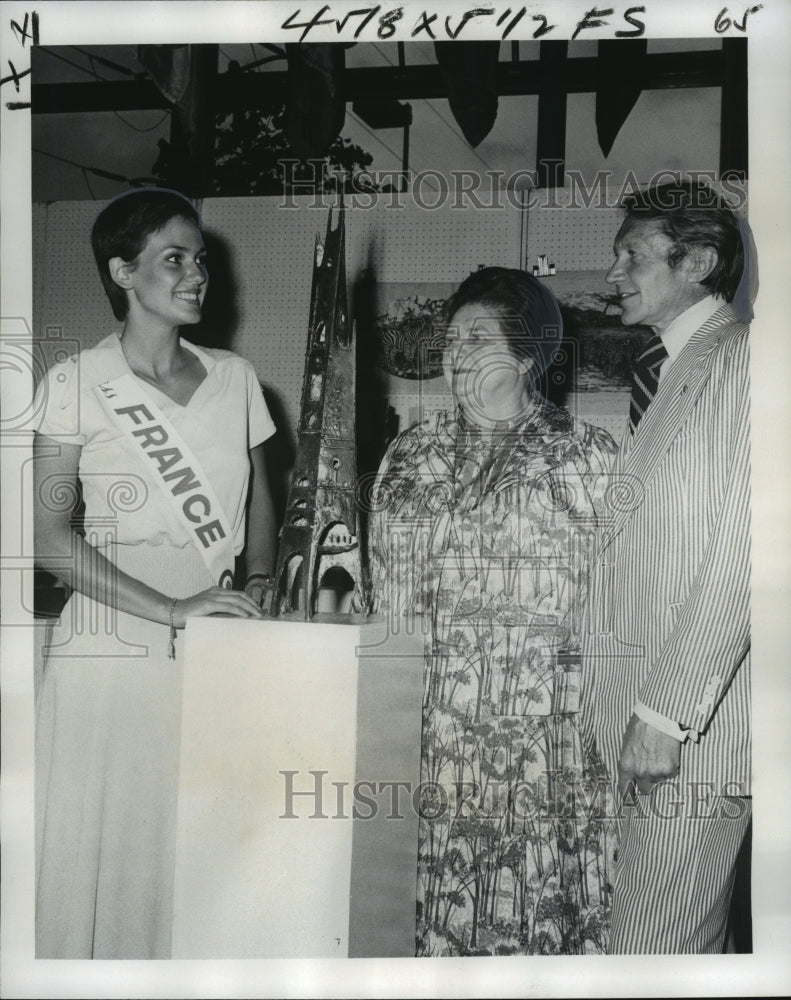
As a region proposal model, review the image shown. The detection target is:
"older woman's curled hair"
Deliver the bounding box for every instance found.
[444,266,563,383]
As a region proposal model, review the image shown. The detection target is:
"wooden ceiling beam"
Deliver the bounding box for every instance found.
[32,49,727,114]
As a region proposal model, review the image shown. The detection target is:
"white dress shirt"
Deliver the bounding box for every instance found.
[659,294,724,366]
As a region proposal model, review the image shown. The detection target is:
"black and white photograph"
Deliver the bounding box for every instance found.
[1,1,790,997]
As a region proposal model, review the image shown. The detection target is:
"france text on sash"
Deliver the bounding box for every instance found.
[114,401,227,553]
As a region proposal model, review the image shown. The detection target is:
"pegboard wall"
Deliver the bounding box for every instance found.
[34,200,111,360]
[524,194,621,273]
[32,193,630,456]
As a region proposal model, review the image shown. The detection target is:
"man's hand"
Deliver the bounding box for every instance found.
[617,713,681,798]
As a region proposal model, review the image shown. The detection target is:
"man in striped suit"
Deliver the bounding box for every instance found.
[582,181,751,953]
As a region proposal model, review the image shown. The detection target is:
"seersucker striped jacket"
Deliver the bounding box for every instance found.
[582,303,751,796]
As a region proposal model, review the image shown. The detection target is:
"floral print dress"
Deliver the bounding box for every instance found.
[369,401,618,956]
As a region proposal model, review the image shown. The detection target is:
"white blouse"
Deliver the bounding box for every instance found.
[34,333,275,555]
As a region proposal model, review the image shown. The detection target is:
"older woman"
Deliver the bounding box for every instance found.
[33,189,276,958]
[369,267,617,955]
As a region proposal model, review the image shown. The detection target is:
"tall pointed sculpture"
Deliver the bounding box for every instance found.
[272,204,363,618]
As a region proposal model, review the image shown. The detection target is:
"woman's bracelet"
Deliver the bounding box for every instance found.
[167,597,178,660]
[246,572,275,588]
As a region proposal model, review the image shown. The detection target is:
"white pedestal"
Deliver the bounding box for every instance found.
[171,615,424,958]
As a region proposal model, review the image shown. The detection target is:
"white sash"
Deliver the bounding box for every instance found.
[93,372,235,588]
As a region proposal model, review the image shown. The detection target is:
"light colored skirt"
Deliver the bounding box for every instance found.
[35,543,213,959]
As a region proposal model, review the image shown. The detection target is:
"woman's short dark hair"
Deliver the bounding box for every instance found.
[91,188,201,321]
[621,181,743,302]
[444,266,563,381]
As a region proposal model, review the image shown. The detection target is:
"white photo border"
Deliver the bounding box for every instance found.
[2,2,790,996]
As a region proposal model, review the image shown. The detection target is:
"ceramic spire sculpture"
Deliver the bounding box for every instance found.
[272,204,363,618]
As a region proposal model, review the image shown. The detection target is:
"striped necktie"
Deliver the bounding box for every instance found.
[629,335,668,435]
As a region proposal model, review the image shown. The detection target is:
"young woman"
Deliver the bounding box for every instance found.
[33,189,276,958]
[369,267,618,955]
